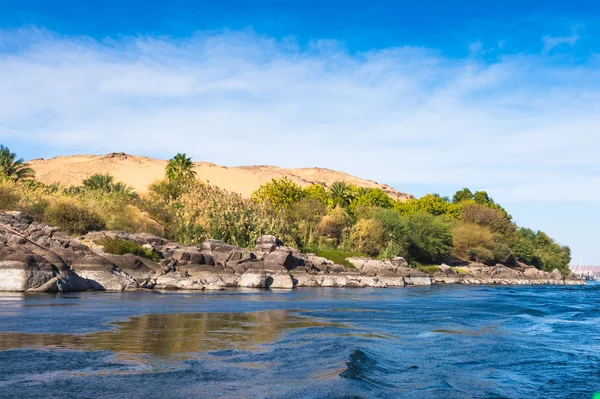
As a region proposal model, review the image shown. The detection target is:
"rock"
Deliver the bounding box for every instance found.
[239,269,267,288]
[550,269,564,280]
[102,254,162,280]
[263,248,294,270]
[266,271,294,289]
[172,248,205,264]
[0,252,55,292]
[438,264,457,275]
[254,235,283,254]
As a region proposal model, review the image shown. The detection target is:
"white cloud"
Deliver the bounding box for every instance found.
[0,29,599,204]
[542,28,579,53]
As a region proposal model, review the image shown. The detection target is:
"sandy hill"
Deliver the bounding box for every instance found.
[28,152,413,200]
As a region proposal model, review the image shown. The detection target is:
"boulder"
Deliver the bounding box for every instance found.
[265,271,294,289]
[172,248,205,265]
[239,269,267,288]
[254,235,283,254]
[0,251,55,292]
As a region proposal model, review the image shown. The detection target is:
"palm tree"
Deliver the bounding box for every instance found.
[111,182,138,198]
[82,174,115,191]
[0,145,35,181]
[166,153,197,182]
[81,174,137,198]
[329,181,355,207]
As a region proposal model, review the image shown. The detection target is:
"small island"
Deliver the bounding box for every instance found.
[0,146,580,292]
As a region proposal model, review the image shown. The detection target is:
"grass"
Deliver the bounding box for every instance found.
[416,265,440,274]
[308,247,362,269]
[98,237,161,262]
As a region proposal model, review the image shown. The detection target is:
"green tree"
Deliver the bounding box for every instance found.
[395,193,460,218]
[329,181,356,207]
[452,188,474,204]
[352,188,393,209]
[0,145,35,181]
[303,183,330,206]
[166,153,197,182]
[473,191,495,207]
[350,218,385,257]
[82,174,115,191]
[405,213,452,263]
[82,174,137,198]
[252,177,305,210]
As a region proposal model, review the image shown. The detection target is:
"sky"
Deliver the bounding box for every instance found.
[0,0,599,263]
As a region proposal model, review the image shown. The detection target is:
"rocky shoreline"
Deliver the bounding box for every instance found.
[0,211,583,292]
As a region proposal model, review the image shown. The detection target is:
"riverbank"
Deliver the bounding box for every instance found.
[0,211,583,292]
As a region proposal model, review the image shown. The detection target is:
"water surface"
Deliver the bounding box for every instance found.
[1,285,599,398]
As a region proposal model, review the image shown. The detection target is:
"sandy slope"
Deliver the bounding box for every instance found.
[28,152,413,200]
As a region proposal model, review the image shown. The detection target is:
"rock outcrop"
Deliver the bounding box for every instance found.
[0,211,584,292]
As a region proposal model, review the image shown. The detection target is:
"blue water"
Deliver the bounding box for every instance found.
[1,284,599,398]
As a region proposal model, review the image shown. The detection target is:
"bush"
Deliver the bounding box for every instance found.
[99,237,161,262]
[308,247,361,268]
[452,223,494,262]
[350,219,385,257]
[0,183,19,210]
[317,206,351,241]
[252,177,305,210]
[352,188,393,209]
[106,205,165,236]
[44,201,106,235]
[303,184,330,206]
[459,201,515,236]
[511,228,571,274]
[395,194,460,218]
[404,213,452,262]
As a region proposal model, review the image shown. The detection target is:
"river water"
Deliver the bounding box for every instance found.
[1,284,599,399]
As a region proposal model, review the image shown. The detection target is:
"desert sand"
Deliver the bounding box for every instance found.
[28,152,413,200]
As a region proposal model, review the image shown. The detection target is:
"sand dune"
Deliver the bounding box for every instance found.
[29,152,413,200]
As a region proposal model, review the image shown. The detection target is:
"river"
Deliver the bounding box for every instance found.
[1,284,599,398]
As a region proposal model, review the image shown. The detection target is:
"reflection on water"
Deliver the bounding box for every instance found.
[0,310,346,356]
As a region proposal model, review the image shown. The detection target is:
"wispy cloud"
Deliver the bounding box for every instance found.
[0,29,599,203]
[542,27,580,53]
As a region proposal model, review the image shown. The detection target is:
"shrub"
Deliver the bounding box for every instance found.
[395,194,460,218]
[303,184,330,206]
[352,188,393,209]
[252,177,305,210]
[460,201,515,236]
[284,198,327,249]
[317,206,351,241]
[350,219,385,257]
[416,265,440,274]
[452,188,474,204]
[0,182,19,210]
[106,205,164,236]
[510,228,570,274]
[308,247,361,268]
[404,213,452,262]
[452,223,494,262]
[99,237,160,262]
[44,201,106,235]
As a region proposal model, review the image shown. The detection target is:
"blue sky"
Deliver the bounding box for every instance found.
[1,1,599,263]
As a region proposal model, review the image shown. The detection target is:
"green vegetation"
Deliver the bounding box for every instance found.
[0,145,35,181]
[0,145,572,275]
[308,247,360,268]
[99,237,161,262]
[83,174,137,198]
[44,200,106,235]
[166,153,197,182]
[414,264,440,274]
